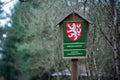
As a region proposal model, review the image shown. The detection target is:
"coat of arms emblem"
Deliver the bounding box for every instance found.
[66,22,82,41]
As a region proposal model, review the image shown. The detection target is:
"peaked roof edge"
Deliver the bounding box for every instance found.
[56,10,92,25]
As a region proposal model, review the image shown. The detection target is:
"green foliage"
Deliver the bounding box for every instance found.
[1,0,69,80]
[1,26,23,80]
[1,0,120,80]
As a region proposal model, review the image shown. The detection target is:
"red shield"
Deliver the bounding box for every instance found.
[66,22,82,41]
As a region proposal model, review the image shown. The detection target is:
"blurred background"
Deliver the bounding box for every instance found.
[0,0,120,80]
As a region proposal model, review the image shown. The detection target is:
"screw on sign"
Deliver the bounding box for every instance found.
[66,22,82,41]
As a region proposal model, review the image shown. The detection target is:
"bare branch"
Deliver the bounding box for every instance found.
[99,26,113,48]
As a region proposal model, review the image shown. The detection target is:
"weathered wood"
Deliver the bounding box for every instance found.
[58,10,91,80]
[71,59,78,80]
[59,11,90,59]
[56,10,92,25]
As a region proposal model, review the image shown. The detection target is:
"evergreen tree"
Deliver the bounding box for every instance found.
[2,0,69,80]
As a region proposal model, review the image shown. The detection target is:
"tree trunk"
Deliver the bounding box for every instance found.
[110,0,120,80]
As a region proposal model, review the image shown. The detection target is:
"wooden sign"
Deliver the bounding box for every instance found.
[56,10,91,59]
[56,10,91,80]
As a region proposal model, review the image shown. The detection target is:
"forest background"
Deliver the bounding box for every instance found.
[0,0,120,80]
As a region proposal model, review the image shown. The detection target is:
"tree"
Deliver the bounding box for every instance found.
[86,0,120,79]
[110,0,120,79]
[5,0,70,80]
[2,0,120,80]
[0,1,20,80]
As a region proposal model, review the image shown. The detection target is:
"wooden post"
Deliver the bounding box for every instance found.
[71,59,78,80]
[57,10,91,80]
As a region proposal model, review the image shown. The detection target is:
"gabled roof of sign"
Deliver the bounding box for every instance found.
[56,10,92,25]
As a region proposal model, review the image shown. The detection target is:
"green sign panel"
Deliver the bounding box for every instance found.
[64,50,86,57]
[64,43,86,49]
[63,20,86,58]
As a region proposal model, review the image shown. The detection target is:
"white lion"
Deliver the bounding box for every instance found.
[67,23,81,40]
